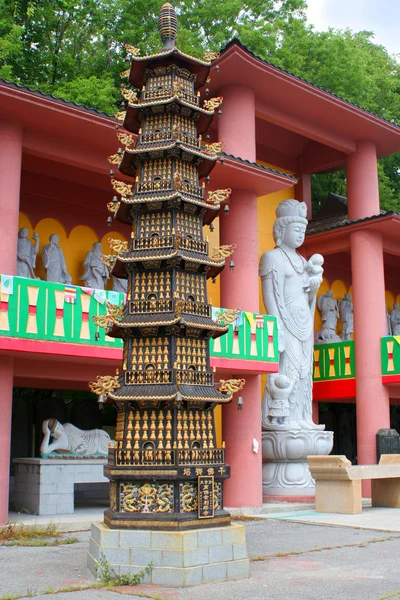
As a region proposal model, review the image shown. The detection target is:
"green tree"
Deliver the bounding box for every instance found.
[274,27,400,212]
[1,0,400,211]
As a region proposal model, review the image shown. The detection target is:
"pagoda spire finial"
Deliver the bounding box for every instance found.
[158,3,178,50]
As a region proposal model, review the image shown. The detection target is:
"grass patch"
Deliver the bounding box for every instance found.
[97,553,152,586]
[0,521,78,547]
[379,593,400,600]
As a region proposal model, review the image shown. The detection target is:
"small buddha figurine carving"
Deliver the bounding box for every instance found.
[16,227,40,279]
[316,290,341,343]
[112,276,128,294]
[81,242,109,290]
[390,302,400,335]
[42,234,72,284]
[338,293,354,340]
[266,374,294,427]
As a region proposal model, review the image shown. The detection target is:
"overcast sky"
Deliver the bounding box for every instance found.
[306,0,400,59]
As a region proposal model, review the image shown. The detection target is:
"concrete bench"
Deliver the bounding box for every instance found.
[13,457,108,515]
[308,454,400,514]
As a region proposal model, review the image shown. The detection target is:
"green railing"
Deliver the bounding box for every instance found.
[313,341,355,381]
[0,275,124,348]
[381,336,400,377]
[210,309,278,363]
[0,275,278,365]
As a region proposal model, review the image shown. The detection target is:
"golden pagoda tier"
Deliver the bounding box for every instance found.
[91,3,244,530]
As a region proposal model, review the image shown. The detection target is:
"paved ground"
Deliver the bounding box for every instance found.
[2,519,400,600]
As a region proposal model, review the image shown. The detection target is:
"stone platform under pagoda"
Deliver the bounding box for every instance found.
[88,522,249,586]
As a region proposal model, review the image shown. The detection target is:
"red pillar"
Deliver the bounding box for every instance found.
[0,120,23,274]
[218,85,256,161]
[0,120,22,524]
[218,85,262,507]
[347,141,390,495]
[0,358,14,525]
[312,401,319,424]
[295,157,312,217]
[347,140,380,219]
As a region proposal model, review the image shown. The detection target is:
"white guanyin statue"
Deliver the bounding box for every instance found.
[259,200,324,431]
[260,199,333,496]
[40,418,110,457]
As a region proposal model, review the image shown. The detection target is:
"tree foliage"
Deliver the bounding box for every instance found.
[1,0,400,211]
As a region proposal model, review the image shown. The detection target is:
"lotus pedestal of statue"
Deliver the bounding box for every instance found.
[262,428,334,497]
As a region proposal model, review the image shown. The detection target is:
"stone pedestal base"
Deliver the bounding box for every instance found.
[13,458,107,515]
[88,522,249,587]
[262,429,334,496]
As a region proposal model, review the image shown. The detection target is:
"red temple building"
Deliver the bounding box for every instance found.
[1,37,400,524]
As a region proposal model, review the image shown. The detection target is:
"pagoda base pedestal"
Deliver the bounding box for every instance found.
[88,522,249,586]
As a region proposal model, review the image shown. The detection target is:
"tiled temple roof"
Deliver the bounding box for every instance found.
[306,211,396,235]
[219,39,400,131]
[3,39,399,132]
[306,192,394,235]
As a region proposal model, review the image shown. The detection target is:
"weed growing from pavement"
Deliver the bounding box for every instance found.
[0,521,78,546]
[97,553,152,586]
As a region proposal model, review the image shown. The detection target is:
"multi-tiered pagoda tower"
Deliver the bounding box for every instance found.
[92,3,243,531]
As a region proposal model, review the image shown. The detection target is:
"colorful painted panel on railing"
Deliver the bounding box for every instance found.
[0,274,124,348]
[209,309,278,363]
[313,341,355,381]
[0,275,278,364]
[381,336,400,381]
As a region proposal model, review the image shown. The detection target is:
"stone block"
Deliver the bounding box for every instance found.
[184,566,203,586]
[227,559,250,579]
[46,494,62,505]
[198,527,222,547]
[151,566,184,586]
[93,523,120,547]
[130,548,162,567]
[88,524,249,588]
[233,543,248,560]
[87,553,98,578]
[89,538,100,561]
[222,524,245,545]
[56,502,73,514]
[75,465,87,473]
[182,530,198,550]
[101,547,130,565]
[315,480,362,514]
[183,547,209,568]
[38,504,57,515]
[203,562,227,582]
[208,543,233,564]
[161,550,183,568]
[90,523,105,545]
[151,531,183,550]
[119,529,151,548]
